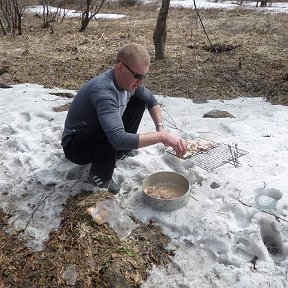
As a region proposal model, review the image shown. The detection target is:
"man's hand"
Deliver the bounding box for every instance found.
[138,130,187,156]
[162,132,187,157]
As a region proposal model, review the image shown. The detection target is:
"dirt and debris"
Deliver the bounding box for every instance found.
[0,191,172,287]
[187,42,242,53]
[0,4,287,105]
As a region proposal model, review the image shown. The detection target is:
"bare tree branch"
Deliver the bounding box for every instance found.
[193,0,216,52]
[79,0,106,32]
[0,0,25,35]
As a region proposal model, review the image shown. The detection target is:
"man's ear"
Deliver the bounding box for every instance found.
[116,61,122,72]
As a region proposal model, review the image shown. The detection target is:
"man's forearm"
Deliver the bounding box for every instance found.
[148,105,163,131]
[138,132,165,148]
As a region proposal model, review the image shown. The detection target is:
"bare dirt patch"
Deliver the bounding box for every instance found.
[0,192,172,287]
[0,4,287,104]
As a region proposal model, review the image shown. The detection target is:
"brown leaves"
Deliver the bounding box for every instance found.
[0,191,172,287]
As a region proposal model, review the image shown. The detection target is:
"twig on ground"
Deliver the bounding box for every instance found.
[20,188,58,233]
[230,196,288,223]
[190,195,198,201]
[162,108,184,132]
[19,181,80,234]
[162,108,220,136]
[193,0,216,52]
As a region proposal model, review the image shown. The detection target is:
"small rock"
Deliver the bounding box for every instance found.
[282,73,288,81]
[0,82,12,88]
[203,110,235,118]
[104,262,129,288]
[63,264,77,286]
[187,43,200,49]
[0,66,9,75]
[193,99,208,104]
[210,182,220,189]
[50,92,75,98]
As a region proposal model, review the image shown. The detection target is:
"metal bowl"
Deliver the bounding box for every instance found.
[142,171,190,211]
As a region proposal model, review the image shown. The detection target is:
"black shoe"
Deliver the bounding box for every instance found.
[117,150,139,160]
[88,172,120,194]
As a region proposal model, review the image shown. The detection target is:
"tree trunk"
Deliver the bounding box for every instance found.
[0,0,23,35]
[0,18,7,35]
[79,0,105,32]
[153,0,170,60]
[12,0,22,35]
[79,11,90,32]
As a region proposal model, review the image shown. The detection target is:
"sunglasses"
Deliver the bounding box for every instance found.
[121,62,147,80]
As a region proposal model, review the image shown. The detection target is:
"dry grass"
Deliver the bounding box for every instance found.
[0,4,287,104]
[0,191,172,287]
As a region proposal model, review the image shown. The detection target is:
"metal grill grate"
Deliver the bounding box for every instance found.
[165,140,249,171]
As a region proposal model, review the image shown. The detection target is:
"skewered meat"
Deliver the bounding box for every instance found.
[182,138,217,158]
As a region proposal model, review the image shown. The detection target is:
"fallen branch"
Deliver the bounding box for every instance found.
[162,108,184,132]
[230,196,288,223]
[162,108,218,136]
[20,187,58,233]
[193,0,216,53]
[19,181,79,234]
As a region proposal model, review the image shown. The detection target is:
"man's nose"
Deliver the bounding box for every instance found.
[137,78,144,84]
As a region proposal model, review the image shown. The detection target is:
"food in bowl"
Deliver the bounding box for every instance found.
[142,171,190,211]
[145,184,187,200]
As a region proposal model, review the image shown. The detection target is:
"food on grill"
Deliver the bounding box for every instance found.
[183,138,217,158]
[145,184,185,199]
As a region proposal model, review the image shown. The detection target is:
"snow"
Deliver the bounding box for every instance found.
[25,5,125,19]
[25,1,288,20]
[170,0,288,13]
[1,83,288,287]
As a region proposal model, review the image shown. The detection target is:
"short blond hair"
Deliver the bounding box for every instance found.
[116,43,150,66]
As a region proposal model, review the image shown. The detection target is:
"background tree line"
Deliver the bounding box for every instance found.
[0,0,276,60]
[0,0,114,35]
[0,0,168,58]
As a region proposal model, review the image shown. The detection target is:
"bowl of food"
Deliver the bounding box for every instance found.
[142,171,190,211]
